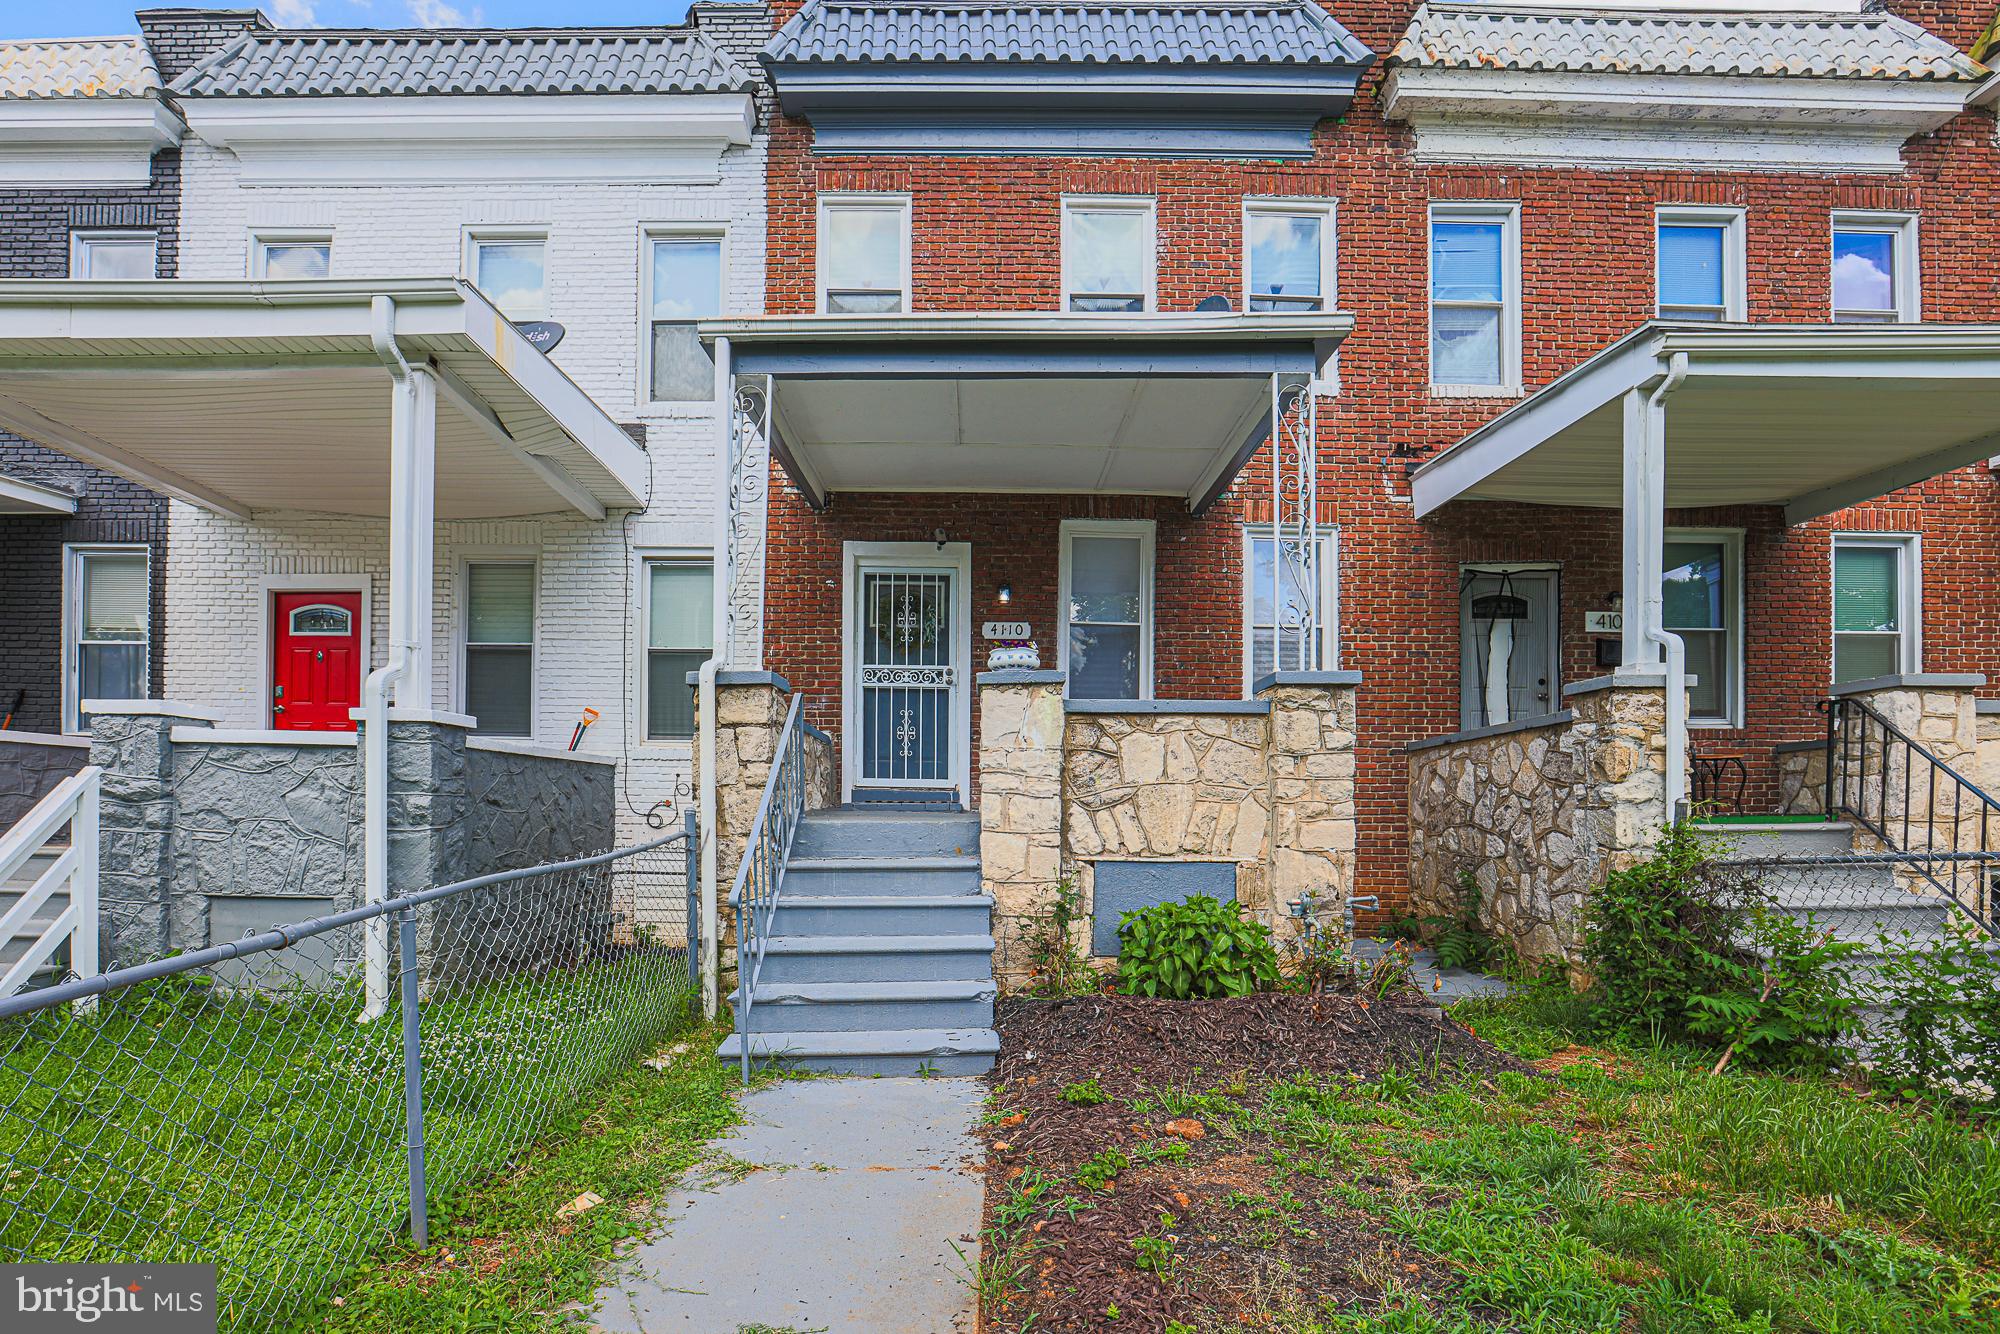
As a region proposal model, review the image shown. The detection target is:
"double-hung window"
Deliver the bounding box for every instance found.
[818,194,909,314]
[1831,213,1918,323]
[1663,531,1741,726]
[1428,203,1518,391]
[463,562,535,736]
[1655,207,1744,321]
[1244,529,1337,688]
[645,558,713,740]
[1062,197,1154,313]
[70,231,157,279]
[65,545,149,733]
[467,232,547,321]
[252,234,332,280]
[1244,201,1333,313]
[1833,536,1919,684]
[1060,520,1153,700]
[646,232,723,401]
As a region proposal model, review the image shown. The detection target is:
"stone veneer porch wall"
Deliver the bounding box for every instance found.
[1405,678,1676,966]
[980,670,1359,992]
[688,672,839,901]
[0,734,90,831]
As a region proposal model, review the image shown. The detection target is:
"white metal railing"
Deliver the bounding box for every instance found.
[729,694,808,1083]
[0,765,100,1000]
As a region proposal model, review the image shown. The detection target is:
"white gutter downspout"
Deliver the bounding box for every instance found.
[697,335,733,1022]
[361,294,420,1021]
[1642,352,1691,821]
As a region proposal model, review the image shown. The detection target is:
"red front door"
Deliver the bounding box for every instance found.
[272,591,363,731]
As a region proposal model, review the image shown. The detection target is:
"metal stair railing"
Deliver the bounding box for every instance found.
[1820,695,1998,932]
[729,692,808,1082]
[0,765,99,1001]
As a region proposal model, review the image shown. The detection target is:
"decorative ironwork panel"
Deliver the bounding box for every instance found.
[1270,376,1321,676]
[859,570,955,786]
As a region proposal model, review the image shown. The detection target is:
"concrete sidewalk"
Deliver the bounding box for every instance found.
[590,1077,984,1333]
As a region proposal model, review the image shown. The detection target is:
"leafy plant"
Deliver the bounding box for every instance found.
[1116,894,1280,1000]
[1024,876,1098,998]
[1684,903,1861,1074]
[1425,870,1497,971]
[1866,919,2000,1107]
[1060,1076,1108,1106]
[1131,1212,1180,1273]
[1280,908,1357,994]
[1076,1146,1129,1191]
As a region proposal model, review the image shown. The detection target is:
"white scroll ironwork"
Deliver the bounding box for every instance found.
[725,377,772,660]
[1270,374,1321,676]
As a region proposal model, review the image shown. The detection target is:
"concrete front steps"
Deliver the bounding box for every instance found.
[718,807,999,1076]
[0,844,68,992]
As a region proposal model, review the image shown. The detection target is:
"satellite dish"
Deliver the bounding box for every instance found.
[514,321,566,354]
[1195,294,1233,313]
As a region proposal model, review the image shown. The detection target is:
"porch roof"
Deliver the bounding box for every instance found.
[0,279,647,521]
[0,471,77,516]
[1411,322,2000,525]
[699,311,1351,512]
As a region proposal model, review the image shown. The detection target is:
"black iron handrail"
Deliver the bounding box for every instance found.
[1820,695,1998,932]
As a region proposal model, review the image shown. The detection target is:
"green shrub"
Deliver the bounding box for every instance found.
[1024,876,1098,998]
[1867,920,2000,1107]
[1426,870,1498,972]
[1060,1077,1108,1107]
[1583,820,1858,1069]
[1076,1147,1129,1192]
[1116,895,1279,1000]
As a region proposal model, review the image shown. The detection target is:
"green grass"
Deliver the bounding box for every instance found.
[314,1020,743,1333]
[0,948,701,1331]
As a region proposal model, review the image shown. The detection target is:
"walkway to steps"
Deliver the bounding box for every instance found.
[590,1076,983,1333]
[719,805,999,1077]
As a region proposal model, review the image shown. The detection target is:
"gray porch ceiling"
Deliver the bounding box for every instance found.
[1412,322,2000,524]
[0,279,647,521]
[700,312,1351,512]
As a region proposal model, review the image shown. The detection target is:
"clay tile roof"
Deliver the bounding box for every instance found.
[0,35,164,99]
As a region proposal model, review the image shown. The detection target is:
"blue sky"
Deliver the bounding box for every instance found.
[5,1,699,39]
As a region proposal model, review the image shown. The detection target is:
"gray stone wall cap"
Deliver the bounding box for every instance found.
[1253,670,1363,695]
[1064,698,1271,716]
[977,669,1066,685]
[1977,700,2000,716]
[1561,671,1698,698]
[84,699,225,723]
[349,706,478,730]
[0,732,90,749]
[1772,739,1824,755]
[1829,672,1987,697]
[175,727,357,748]
[1405,709,1575,754]
[465,736,618,767]
[683,668,792,692]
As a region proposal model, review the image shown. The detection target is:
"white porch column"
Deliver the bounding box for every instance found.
[396,368,438,709]
[1619,386,1663,671]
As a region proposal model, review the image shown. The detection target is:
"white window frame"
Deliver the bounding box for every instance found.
[1061,195,1157,315]
[1057,518,1156,700]
[462,227,549,322]
[639,224,729,407]
[68,230,158,280]
[815,192,911,316]
[249,230,333,280]
[455,554,538,738]
[1654,205,1746,322]
[1427,202,1521,396]
[1242,198,1335,314]
[1241,526,1339,693]
[1830,211,1919,324]
[638,550,715,746]
[1665,527,1744,729]
[1831,532,1921,683]
[62,543,150,736]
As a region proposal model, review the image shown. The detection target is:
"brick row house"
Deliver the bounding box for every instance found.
[3,1,2000,1070]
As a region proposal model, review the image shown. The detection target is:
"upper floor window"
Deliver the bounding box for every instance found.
[253,234,332,280]
[818,194,909,315]
[1063,196,1154,313]
[467,233,547,321]
[646,231,723,402]
[1655,207,1745,321]
[70,231,156,280]
[1428,203,1519,391]
[1832,212,1918,323]
[1245,201,1334,313]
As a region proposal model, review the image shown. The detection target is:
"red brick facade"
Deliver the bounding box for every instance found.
[757,0,2000,911]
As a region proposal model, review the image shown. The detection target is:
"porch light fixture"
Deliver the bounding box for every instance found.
[997,584,1012,604]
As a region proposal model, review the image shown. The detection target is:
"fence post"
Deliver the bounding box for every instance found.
[396,906,430,1249]
[71,770,100,1008]
[684,808,700,988]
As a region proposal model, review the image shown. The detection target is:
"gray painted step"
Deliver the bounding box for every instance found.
[782,856,982,897]
[1695,822,1856,858]
[769,895,992,938]
[757,933,996,983]
[791,812,979,860]
[733,979,996,1034]
[2,844,69,983]
[2,846,65,891]
[716,1026,998,1076]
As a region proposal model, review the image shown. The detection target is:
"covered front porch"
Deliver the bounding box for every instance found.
[1406,321,2000,960]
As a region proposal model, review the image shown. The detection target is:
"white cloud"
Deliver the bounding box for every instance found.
[407,0,479,25]
[270,0,317,24]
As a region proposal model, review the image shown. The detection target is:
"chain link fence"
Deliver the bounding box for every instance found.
[0,826,698,1332]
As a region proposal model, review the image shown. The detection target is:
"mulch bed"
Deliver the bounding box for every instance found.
[980,992,1531,1331]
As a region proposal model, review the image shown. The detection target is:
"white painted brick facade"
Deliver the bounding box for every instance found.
[166,108,767,843]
